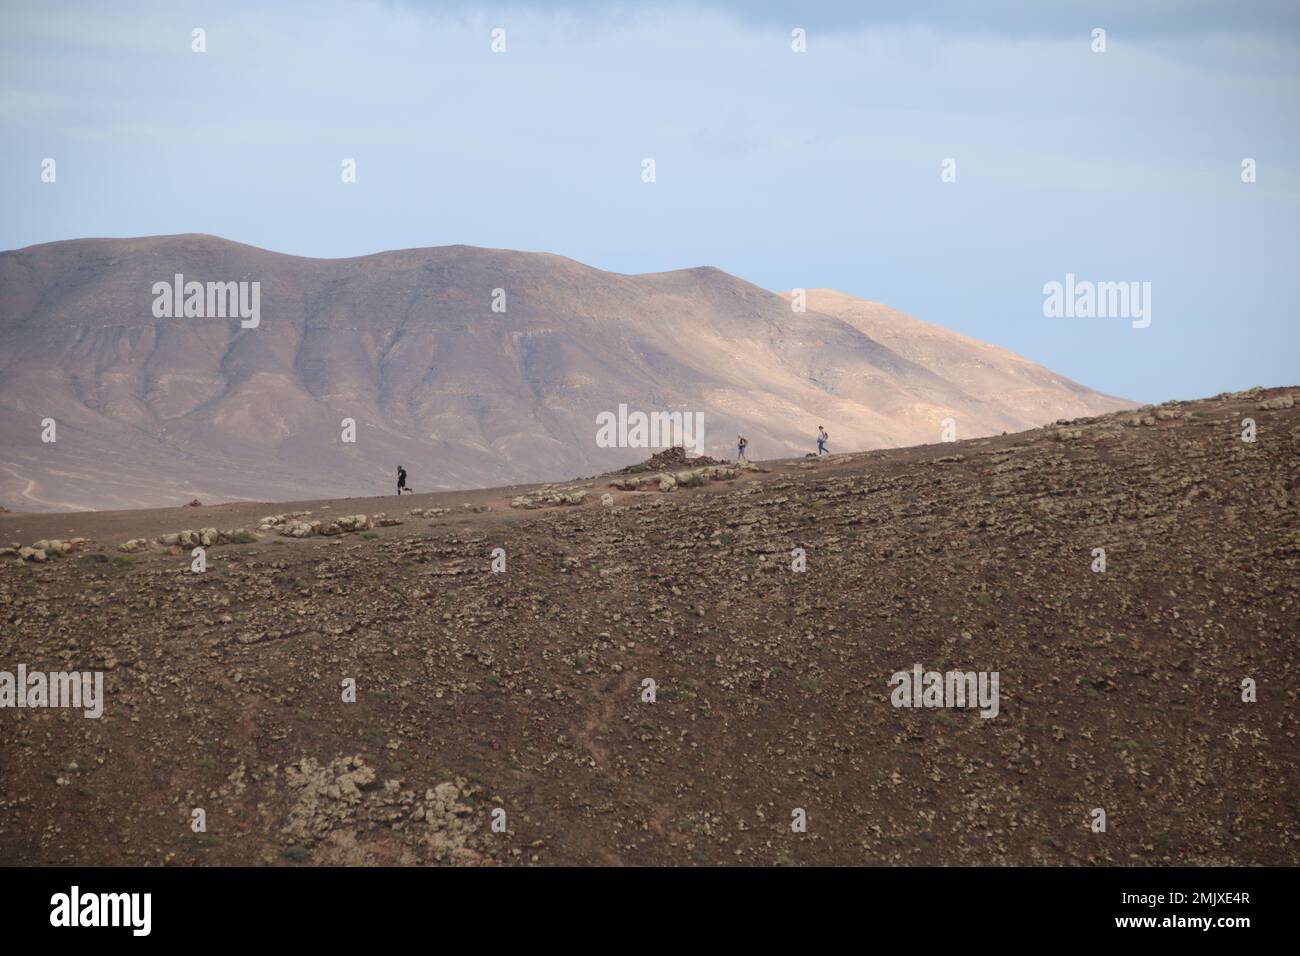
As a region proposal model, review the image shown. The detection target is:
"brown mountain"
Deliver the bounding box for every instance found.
[2,388,1296,865]
[0,234,1132,512]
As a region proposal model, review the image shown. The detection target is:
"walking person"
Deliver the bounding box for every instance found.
[737,435,749,463]
[817,425,829,456]
[397,465,410,495]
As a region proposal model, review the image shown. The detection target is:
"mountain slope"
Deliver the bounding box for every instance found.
[1,388,1295,865]
[0,234,1132,511]
[782,288,1115,414]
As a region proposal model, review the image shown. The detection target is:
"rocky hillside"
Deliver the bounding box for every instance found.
[0,386,1294,865]
[0,234,1131,512]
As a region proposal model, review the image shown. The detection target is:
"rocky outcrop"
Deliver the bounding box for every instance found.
[157,528,257,548]
[255,511,374,538]
[5,538,92,562]
[318,515,373,536]
[609,463,741,492]
[615,446,726,474]
[511,487,590,509]
[257,511,313,532]
[282,755,485,865]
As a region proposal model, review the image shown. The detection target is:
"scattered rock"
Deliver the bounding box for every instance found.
[1258,395,1295,410]
[511,488,589,509]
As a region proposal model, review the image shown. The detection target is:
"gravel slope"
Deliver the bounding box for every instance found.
[0,386,1295,866]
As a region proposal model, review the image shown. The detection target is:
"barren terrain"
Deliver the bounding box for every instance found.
[0,387,1295,866]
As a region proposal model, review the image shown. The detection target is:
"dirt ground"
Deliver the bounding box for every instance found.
[1,387,1296,866]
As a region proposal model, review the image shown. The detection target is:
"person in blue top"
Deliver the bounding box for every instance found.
[817,426,829,455]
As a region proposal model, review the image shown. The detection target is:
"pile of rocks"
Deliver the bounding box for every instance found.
[320,514,373,536]
[256,511,313,533]
[615,446,725,473]
[257,515,371,538]
[511,486,590,509]
[278,520,321,538]
[1052,426,1089,442]
[608,463,741,493]
[281,755,484,864]
[157,528,256,548]
[3,538,92,562]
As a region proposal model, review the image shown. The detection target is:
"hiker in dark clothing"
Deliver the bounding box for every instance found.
[737,435,749,463]
[817,425,829,455]
[397,465,409,495]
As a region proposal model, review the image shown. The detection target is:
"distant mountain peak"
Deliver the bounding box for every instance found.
[0,235,1133,511]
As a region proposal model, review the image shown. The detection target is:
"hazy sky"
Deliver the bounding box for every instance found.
[2,0,1296,403]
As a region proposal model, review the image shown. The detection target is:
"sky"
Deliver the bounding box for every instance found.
[1,0,1297,403]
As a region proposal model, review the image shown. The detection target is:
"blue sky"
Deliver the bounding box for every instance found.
[2,0,1297,403]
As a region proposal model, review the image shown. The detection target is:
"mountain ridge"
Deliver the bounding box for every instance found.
[0,234,1133,512]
